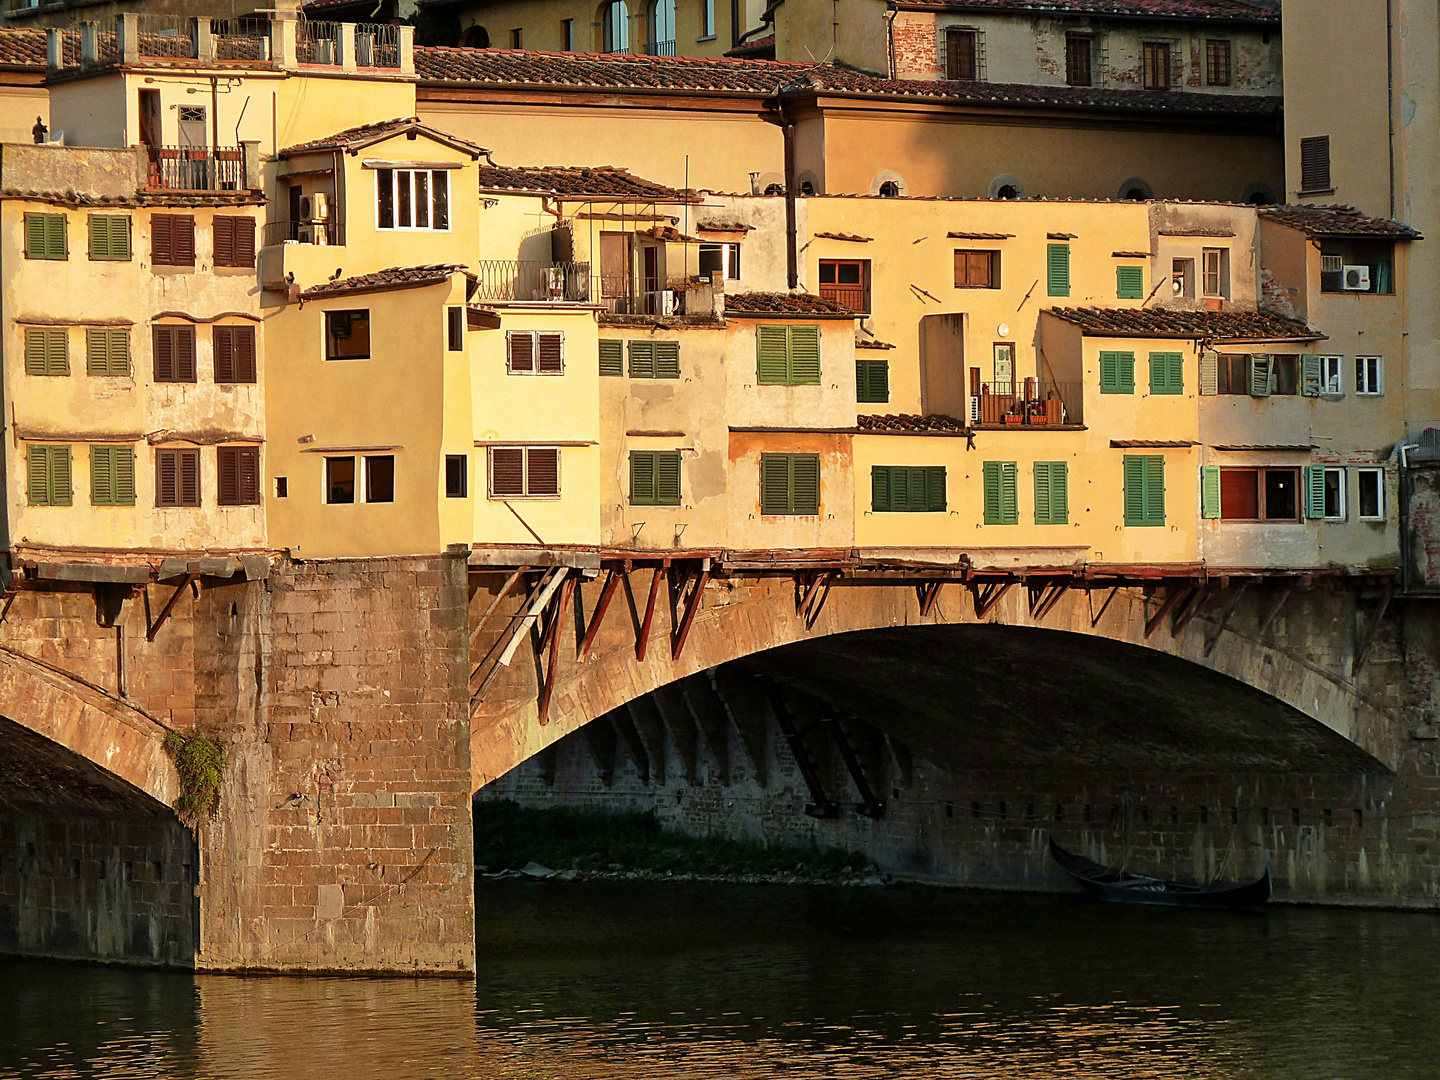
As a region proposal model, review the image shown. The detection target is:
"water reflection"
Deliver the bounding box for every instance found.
[3,881,1439,1079]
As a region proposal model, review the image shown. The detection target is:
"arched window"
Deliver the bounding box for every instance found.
[647,0,675,54]
[602,1,630,53]
[987,174,1025,200]
[1117,176,1153,201]
[800,180,816,196]
[995,184,1019,200]
[463,25,489,47]
[878,181,900,198]
[1242,182,1275,206]
[763,182,784,195]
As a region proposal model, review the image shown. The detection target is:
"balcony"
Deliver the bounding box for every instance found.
[818,282,868,313]
[646,39,676,56]
[262,220,344,248]
[471,260,592,303]
[145,145,245,192]
[973,380,1082,427]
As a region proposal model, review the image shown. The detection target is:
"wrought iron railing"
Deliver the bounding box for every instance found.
[213,19,270,62]
[646,39,676,56]
[297,20,340,65]
[355,22,399,68]
[471,261,591,302]
[136,15,194,59]
[146,146,244,191]
[262,219,342,247]
[973,379,1082,426]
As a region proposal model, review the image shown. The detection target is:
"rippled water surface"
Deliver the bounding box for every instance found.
[3,881,1439,1078]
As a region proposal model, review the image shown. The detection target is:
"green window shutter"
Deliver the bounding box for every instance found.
[1199,351,1219,396]
[1149,352,1183,395]
[1303,465,1326,519]
[1249,354,1272,397]
[114,445,136,505]
[89,215,108,260]
[50,445,72,506]
[46,214,66,259]
[25,213,47,258]
[109,329,131,376]
[889,466,911,511]
[1300,354,1321,397]
[87,328,108,376]
[1034,462,1052,524]
[1047,244,1070,297]
[599,340,623,377]
[756,326,789,384]
[787,326,822,385]
[91,445,115,506]
[1119,352,1135,394]
[1124,456,1147,527]
[926,466,946,512]
[628,340,655,379]
[654,341,681,379]
[871,466,891,512]
[1035,461,1068,524]
[1143,455,1165,525]
[25,328,49,376]
[909,467,932,512]
[983,461,1002,524]
[27,445,50,505]
[114,216,131,260]
[983,461,1018,524]
[28,328,68,376]
[1100,351,1119,393]
[1001,462,1018,523]
[89,215,130,260]
[654,451,682,505]
[25,213,67,260]
[629,451,656,505]
[760,453,791,514]
[856,359,890,404]
[790,454,820,514]
[1201,465,1221,518]
[1116,265,1144,299]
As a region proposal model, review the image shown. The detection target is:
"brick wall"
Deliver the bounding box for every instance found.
[891,13,939,79]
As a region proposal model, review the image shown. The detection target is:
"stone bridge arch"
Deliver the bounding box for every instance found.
[470,569,1401,789]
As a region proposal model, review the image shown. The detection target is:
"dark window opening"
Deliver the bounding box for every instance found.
[365,455,395,503]
[818,259,870,312]
[995,184,1019,200]
[275,476,288,498]
[1319,238,1395,294]
[1065,34,1092,86]
[946,28,977,81]
[326,456,356,504]
[1219,467,1301,522]
[326,309,371,360]
[448,306,464,351]
[446,454,468,498]
[1143,41,1171,89]
[878,181,900,198]
[1205,39,1231,86]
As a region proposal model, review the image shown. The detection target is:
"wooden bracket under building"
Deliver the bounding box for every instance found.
[469,566,529,652]
[145,573,197,642]
[537,574,576,725]
[578,567,623,661]
[1143,586,1187,638]
[918,580,943,617]
[761,676,837,819]
[1256,583,1295,639]
[671,562,710,661]
[635,559,668,661]
[1351,582,1394,678]
[824,714,885,819]
[1203,582,1248,657]
[1029,578,1070,622]
[1170,586,1210,637]
[0,577,23,626]
[1089,584,1120,628]
[972,579,1014,620]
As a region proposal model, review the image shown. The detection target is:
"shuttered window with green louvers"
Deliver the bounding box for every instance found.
[760,453,821,515]
[756,325,822,385]
[1302,465,1326,519]
[599,340,623,377]
[982,461,1018,524]
[1299,354,1322,397]
[629,340,680,379]
[25,213,66,260]
[1201,465,1221,518]
[1099,350,1135,394]
[1148,352,1184,395]
[1248,354,1272,397]
[86,328,130,376]
[1033,461,1069,524]
[1123,454,1165,527]
[90,445,136,506]
[25,327,69,376]
[1046,244,1070,297]
[88,214,131,261]
[1116,265,1144,299]
[871,465,945,512]
[27,444,72,506]
[856,359,890,404]
[630,450,682,506]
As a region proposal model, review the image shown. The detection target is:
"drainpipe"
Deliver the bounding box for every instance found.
[1386,0,1395,218]
[762,89,800,290]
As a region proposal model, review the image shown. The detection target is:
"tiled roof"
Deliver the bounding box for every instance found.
[888,0,1279,21]
[413,48,1282,118]
[1045,306,1325,341]
[0,27,52,69]
[1260,204,1422,240]
[858,413,971,432]
[279,117,487,157]
[724,290,855,316]
[1110,439,1199,448]
[725,34,776,58]
[857,336,896,350]
[696,220,753,232]
[814,231,873,242]
[0,188,265,208]
[951,230,1014,239]
[477,163,691,200]
[1112,249,1150,257]
[300,264,465,300]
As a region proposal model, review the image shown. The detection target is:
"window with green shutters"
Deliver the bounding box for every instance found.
[86,328,131,377]
[871,465,945,512]
[982,461,1019,524]
[856,359,890,403]
[1116,265,1144,299]
[88,214,131,261]
[1046,243,1070,297]
[90,444,136,506]
[1148,352,1183,394]
[630,450,682,506]
[1099,350,1135,394]
[1200,465,1221,518]
[24,213,67,260]
[1299,353,1322,396]
[27,444,72,506]
[1033,461,1068,524]
[628,340,680,379]
[760,452,820,515]
[599,340,623,377]
[24,327,69,376]
[756,325,822,385]
[1302,465,1327,519]
[1123,454,1165,527]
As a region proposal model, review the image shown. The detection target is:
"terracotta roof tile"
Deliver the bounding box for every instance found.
[888,0,1278,21]
[1259,204,1422,240]
[858,413,971,432]
[477,163,692,200]
[696,220,753,232]
[724,290,855,316]
[814,230,873,242]
[300,264,465,300]
[856,336,896,350]
[1,188,265,208]
[0,28,53,69]
[725,34,775,58]
[1044,306,1324,342]
[950,230,1014,239]
[1109,439,1198,448]
[279,117,487,157]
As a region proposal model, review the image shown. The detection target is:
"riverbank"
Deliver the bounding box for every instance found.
[475,800,887,886]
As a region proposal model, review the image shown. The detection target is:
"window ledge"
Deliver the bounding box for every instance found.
[1298,187,1336,198]
[696,34,716,41]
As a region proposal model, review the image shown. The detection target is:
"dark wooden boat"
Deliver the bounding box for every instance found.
[1048,838,1270,908]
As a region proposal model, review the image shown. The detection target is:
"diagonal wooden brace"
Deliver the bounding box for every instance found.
[578,568,622,661]
[146,573,196,642]
[635,561,667,661]
[1143,586,1187,638]
[671,566,710,661]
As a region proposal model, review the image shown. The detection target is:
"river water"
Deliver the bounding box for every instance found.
[2,881,1438,1079]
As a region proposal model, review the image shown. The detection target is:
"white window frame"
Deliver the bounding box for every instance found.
[699,0,715,39]
[375,168,452,233]
[1321,466,1346,521]
[323,453,396,505]
[487,445,562,500]
[698,241,740,281]
[1356,466,1385,521]
[1319,354,1344,395]
[1356,355,1383,395]
[1201,247,1229,299]
[505,330,566,376]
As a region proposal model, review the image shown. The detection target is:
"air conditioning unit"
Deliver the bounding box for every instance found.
[298,225,328,246]
[1342,264,1371,291]
[299,193,329,222]
[647,290,675,316]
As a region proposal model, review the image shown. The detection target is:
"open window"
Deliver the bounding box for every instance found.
[818,259,870,312]
[1218,467,1301,522]
[1319,239,1395,294]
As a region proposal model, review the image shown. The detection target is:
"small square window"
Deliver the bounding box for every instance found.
[326,310,371,360]
[448,306,464,352]
[446,454,468,498]
[1356,356,1383,395]
[1322,467,1345,520]
[326,456,356,504]
[1356,467,1384,520]
[365,455,395,503]
[275,476,288,498]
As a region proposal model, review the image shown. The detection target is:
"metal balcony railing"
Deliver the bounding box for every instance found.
[297,20,341,65]
[136,15,194,59]
[146,146,244,191]
[973,379,1082,426]
[213,19,270,62]
[355,23,399,68]
[646,39,676,56]
[471,261,591,302]
[262,220,342,247]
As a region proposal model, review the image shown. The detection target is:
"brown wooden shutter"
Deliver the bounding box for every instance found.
[177,326,196,381]
[217,447,240,505]
[214,326,234,382]
[213,216,234,267]
[968,250,992,287]
[236,326,256,382]
[235,218,255,266]
[175,215,195,267]
[152,215,173,265]
[179,449,200,506]
[156,449,178,506]
[490,448,524,496]
[507,332,534,373]
[526,448,560,495]
[237,447,259,504]
[153,325,174,381]
[536,333,563,373]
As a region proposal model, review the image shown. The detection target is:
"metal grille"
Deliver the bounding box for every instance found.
[355,23,399,68]
[213,19,270,62]
[297,20,341,65]
[471,261,591,302]
[136,15,195,59]
[146,146,244,192]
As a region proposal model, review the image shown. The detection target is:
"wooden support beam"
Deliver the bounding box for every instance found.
[974,580,1014,620]
[671,566,710,661]
[1032,580,1071,622]
[578,568,622,660]
[824,714,884,819]
[919,580,943,617]
[1256,584,1294,639]
[635,561,667,661]
[796,572,826,618]
[469,566,528,650]
[1351,583,1394,677]
[1203,582,1247,658]
[537,574,575,726]
[1089,584,1120,629]
[1143,586,1186,639]
[762,677,837,818]
[803,571,834,628]
[146,573,196,642]
[0,580,23,626]
[1170,586,1210,637]
[472,568,568,708]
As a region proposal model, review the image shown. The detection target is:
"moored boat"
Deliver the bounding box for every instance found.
[1048,838,1270,908]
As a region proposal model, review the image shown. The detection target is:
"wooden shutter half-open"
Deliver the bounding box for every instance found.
[1303,465,1326,519]
[1249,354,1272,397]
[1300,354,1321,397]
[1201,465,1221,518]
[1199,351,1219,396]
